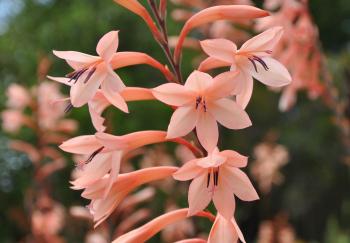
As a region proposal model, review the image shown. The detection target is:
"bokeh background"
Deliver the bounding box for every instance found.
[0,0,350,242]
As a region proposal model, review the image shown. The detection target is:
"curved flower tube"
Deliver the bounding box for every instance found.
[174,239,207,243]
[113,0,163,42]
[110,52,175,82]
[174,5,269,65]
[112,208,215,243]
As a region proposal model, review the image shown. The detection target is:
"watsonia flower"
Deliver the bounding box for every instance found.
[153,70,251,151]
[199,27,292,108]
[173,148,258,220]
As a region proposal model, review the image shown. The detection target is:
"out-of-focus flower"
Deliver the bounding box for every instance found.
[161,203,195,242]
[174,148,258,220]
[140,145,176,191]
[250,141,289,194]
[257,214,297,243]
[31,195,65,243]
[153,70,251,151]
[256,0,326,111]
[1,110,26,132]
[6,83,31,109]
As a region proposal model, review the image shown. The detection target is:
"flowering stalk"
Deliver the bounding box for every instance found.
[50,1,293,242]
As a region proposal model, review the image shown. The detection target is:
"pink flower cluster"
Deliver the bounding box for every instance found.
[49,1,292,242]
[257,0,326,111]
[2,73,78,241]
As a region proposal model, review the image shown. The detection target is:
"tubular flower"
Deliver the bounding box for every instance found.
[113,208,215,243]
[173,148,259,220]
[153,70,251,151]
[60,131,171,196]
[73,166,178,226]
[199,26,292,109]
[174,5,269,64]
[208,213,246,243]
[52,31,129,110]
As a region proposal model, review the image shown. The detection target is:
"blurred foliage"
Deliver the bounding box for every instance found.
[0,0,350,242]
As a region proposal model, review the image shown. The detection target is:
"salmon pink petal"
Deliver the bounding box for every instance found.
[213,184,236,220]
[104,152,122,197]
[167,106,198,139]
[60,135,101,154]
[70,69,106,107]
[232,217,246,243]
[220,150,248,168]
[188,173,212,216]
[153,83,195,106]
[197,152,226,168]
[101,71,128,113]
[279,87,296,112]
[208,214,239,243]
[185,71,213,93]
[240,26,284,54]
[235,69,254,109]
[173,159,203,181]
[198,57,231,72]
[53,50,99,69]
[175,239,206,243]
[95,132,129,151]
[196,111,218,152]
[223,167,259,201]
[71,153,112,188]
[248,57,292,87]
[209,98,252,130]
[88,103,106,132]
[96,31,119,62]
[206,71,241,100]
[47,76,73,86]
[200,39,236,63]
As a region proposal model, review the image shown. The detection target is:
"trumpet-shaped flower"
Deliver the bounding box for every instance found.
[199,27,292,108]
[74,166,178,226]
[208,213,246,243]
[53,31,128,110]
[173,148,258,220]
[60,131,171,196]
[174,5,269,63]
[153,70,251,151]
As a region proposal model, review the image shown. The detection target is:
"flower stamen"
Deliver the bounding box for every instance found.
[84,66,97,83]
[248,55,269,72]
[66,68,88,83]
[85,146,104,163]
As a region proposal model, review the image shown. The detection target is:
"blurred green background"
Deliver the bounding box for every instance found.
[0,0,350,242]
